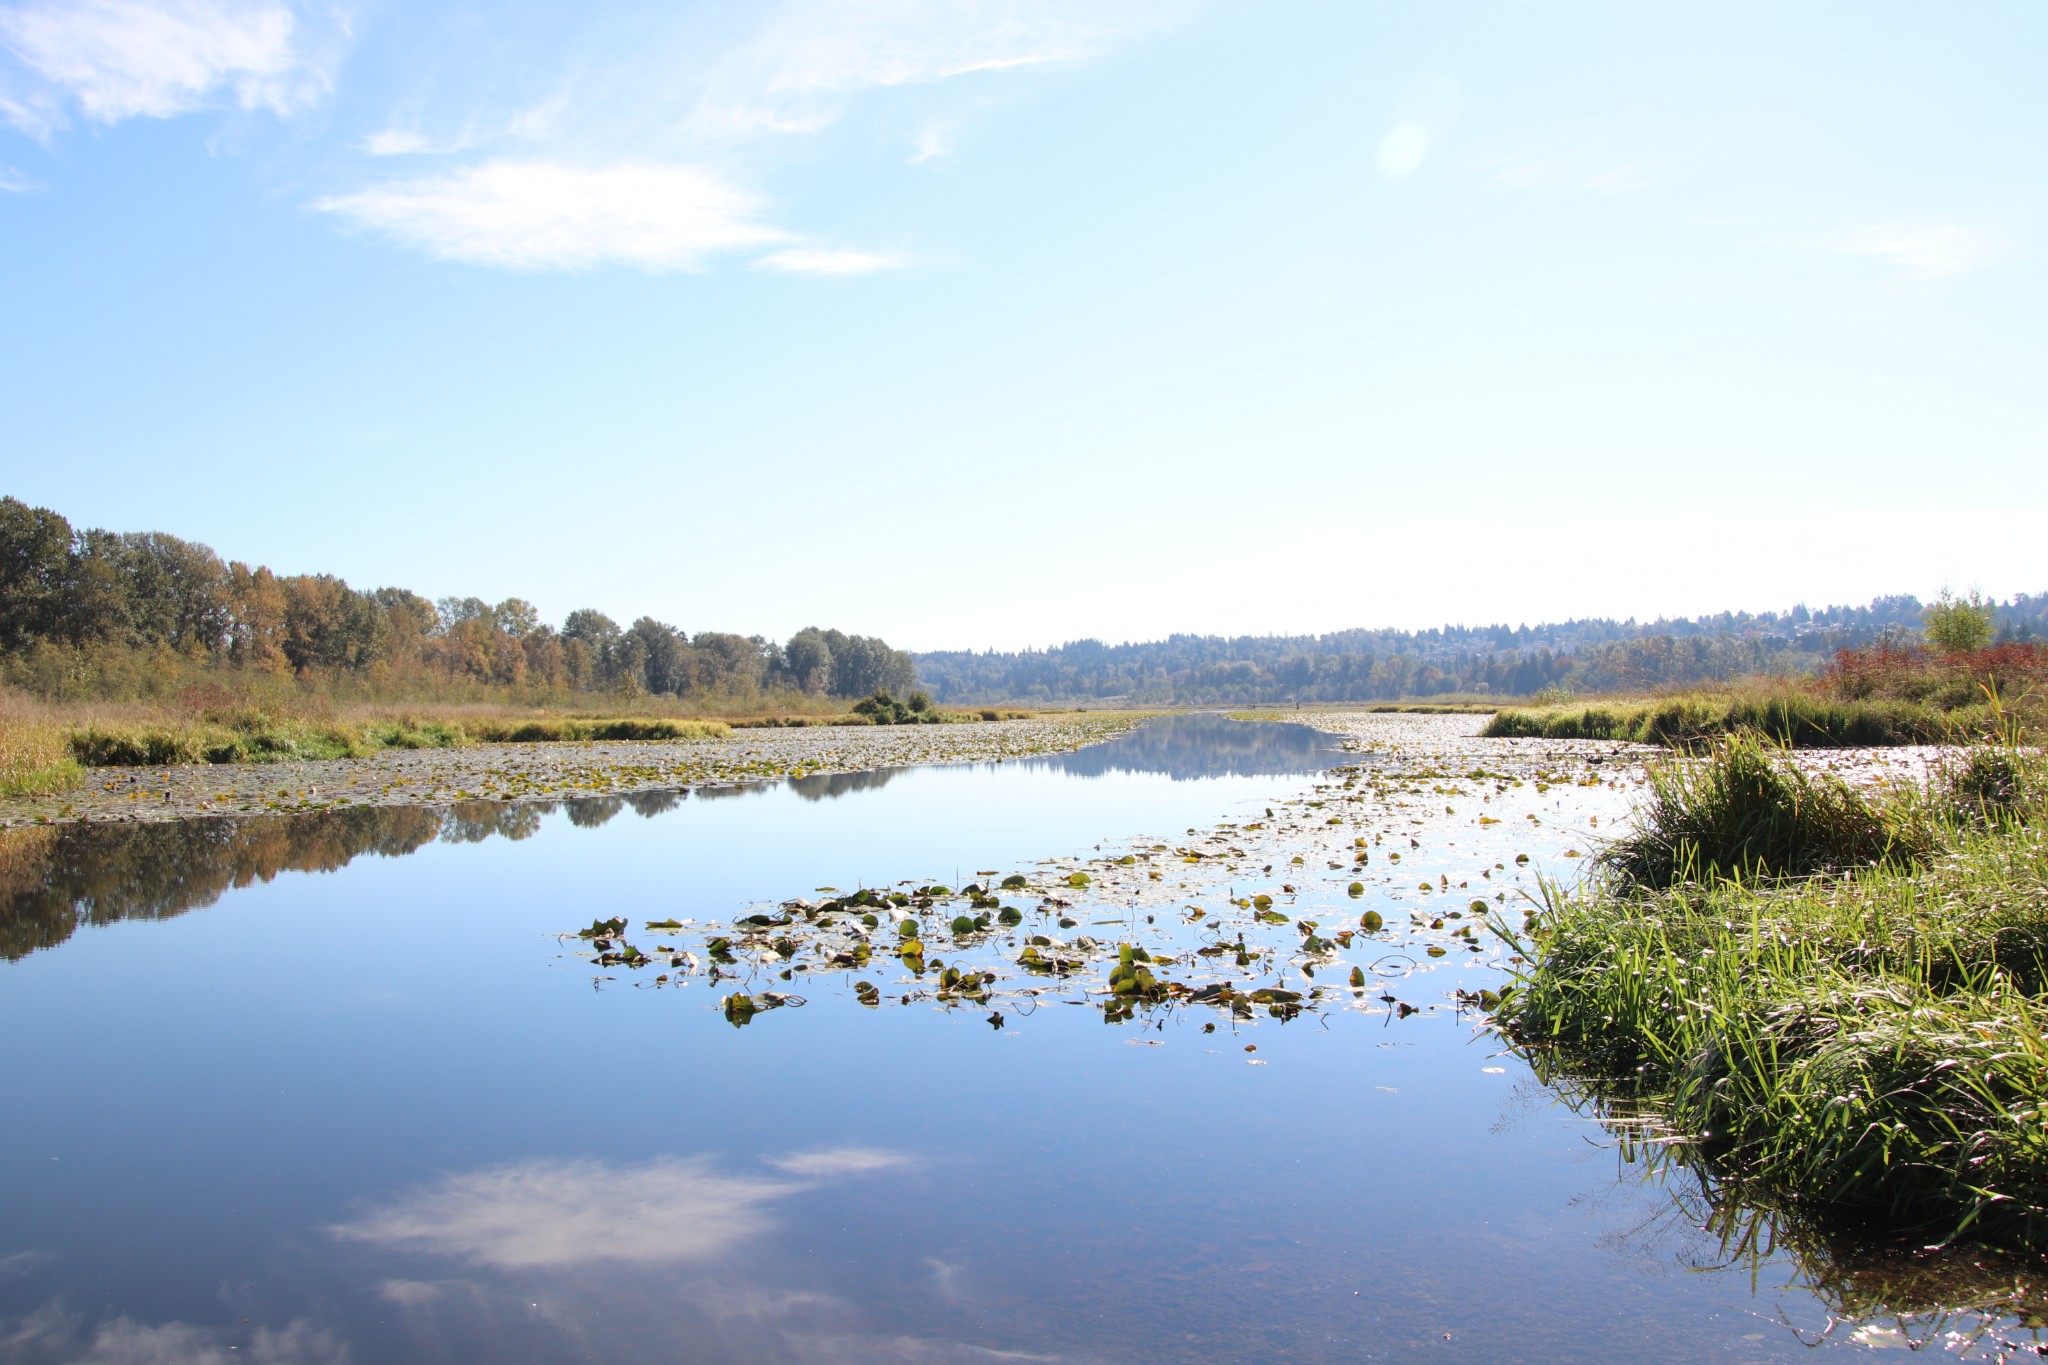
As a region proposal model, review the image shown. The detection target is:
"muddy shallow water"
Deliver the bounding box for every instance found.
[0,714,2036,1363]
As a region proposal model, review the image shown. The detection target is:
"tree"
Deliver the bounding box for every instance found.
[1925,588,1995,655]
[628,617,690,695]
[436,596,493,630]
[0,497,72,650]
[227,563,290,672]
[692,631,765,694]
[115,531,231,651]
[494,598,539,638]
[782,627,834,695]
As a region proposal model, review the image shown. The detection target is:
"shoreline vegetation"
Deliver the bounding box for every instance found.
[1483,634,2048,749]
[0,494,1031,797]
[0,692,1040,799]
[1495,725,2048,1255]
[0,712,1150,830]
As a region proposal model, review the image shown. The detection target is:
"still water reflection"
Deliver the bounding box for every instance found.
[0,715,1347,961]
[0,716,2027,1362]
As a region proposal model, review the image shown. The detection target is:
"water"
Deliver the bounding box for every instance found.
[0,717,2008,1362]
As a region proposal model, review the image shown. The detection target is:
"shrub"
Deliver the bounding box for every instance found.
[851,690,942,725]
[1926,588,1997,655]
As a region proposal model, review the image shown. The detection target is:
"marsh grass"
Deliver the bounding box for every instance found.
[1498,737,2048,1253]
[1597,731,1919,889]
[0,699,81,796]
[58,710,734,767]
[1483,691,1970,747]
[0,683,1045,778]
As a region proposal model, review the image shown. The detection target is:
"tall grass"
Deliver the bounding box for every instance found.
[1483,691,1982,747]
[57,711,733,767]
[1497,735,2048,1253]
[1596,731,1920,888]
[0,698,82,796]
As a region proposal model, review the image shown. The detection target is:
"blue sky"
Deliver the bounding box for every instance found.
[2,0,2042,651]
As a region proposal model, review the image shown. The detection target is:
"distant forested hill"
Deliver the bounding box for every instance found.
[913,594,2048,705]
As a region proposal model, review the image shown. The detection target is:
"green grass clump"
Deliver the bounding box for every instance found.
[1483,693,1975,747]
[1498,738,2048,1253]
[461,716,730,743]
[1598,732,1919,889]
[51,712,731,769]
[67,718,369,766]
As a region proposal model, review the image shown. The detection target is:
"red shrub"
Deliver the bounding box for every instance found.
[1818,640,2048,704]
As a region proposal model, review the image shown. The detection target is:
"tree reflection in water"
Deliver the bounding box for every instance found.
[0,715,1354,962]
[0,797,633,962]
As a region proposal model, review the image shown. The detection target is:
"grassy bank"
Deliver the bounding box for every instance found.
[1228,699,1500,721]
[61,711,736,768]
[1496,733,2048,1253]
[0,700,84,798]
[1481,692,1997,747]
[0,688,1050,793]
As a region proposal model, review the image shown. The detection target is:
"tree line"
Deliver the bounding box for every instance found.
[0,497,914,700]
[913,594,2048,705]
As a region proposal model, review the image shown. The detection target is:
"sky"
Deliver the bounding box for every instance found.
[1,0,2042,652]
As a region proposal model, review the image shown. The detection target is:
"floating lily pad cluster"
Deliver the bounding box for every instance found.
[565,717,1654,1032]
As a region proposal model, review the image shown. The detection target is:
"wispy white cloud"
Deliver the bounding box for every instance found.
[910,122,953,164]
[754,245,907,276]
[762,1146,911,1176]
[0,0,338,136]
[316,160,795,270]
[1491,149,1661,196]
[0,163,37,190]
[362,127,473,157]
[1807,219,2017,280]
[687,0,1172,141]
[317,2,1176,272]
[0,1301,349,1365]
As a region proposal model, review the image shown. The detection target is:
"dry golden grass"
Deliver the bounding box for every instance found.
[0,696,84,796]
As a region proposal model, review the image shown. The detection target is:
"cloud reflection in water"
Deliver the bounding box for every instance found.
[331,1149,905,1269]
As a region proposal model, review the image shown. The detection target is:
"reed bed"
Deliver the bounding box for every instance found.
[60,712,734,767]
[1483,692,1971,747]
[1497,734,2048,1253]
[0,699,81,797]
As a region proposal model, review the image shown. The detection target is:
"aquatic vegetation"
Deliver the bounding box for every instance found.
[1483,693,1967,748]
[61,713,733,769]
[1497,738,2048,1254]
[560,717,1635,1033]
[1596,731,1917,889]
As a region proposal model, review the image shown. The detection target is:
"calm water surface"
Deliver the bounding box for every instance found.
[0,717,1985,1362]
